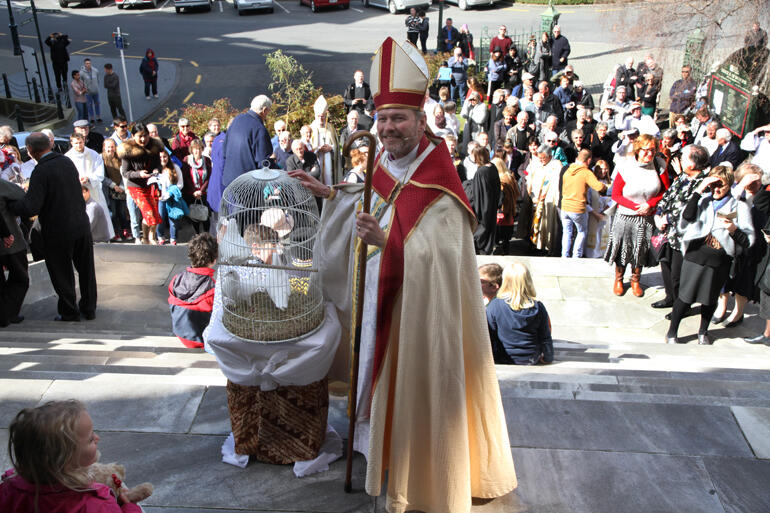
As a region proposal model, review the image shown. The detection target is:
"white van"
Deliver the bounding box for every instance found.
[363,0,429,15]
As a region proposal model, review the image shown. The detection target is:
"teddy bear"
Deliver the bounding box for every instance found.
[88,462,154,504]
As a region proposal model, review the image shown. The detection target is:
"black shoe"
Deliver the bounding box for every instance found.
[54,315,80,322]
[724,315,744,328]
[652,299,673,309]
[96,118,102,123]
[711,313,728,324]
[9,315,24,324]
[82,312,96,321]
[743,334,770,345]
[698,333,712,345]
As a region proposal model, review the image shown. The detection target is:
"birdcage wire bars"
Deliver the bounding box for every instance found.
[217,167,324,343]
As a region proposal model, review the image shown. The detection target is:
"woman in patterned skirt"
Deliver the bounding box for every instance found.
[605,134,669,296]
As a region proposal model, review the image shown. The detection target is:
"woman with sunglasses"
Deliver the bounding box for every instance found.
[605,134,669,296]
[666,165,755,345]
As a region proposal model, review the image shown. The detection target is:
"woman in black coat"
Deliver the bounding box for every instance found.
[467,146,501,255]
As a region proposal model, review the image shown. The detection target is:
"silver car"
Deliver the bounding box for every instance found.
[363,0,429,15]
[174,0,213,12]
[233,0,274,14]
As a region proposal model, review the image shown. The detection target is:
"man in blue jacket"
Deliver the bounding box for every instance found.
[550,25,570,76]
[221,95,273,189]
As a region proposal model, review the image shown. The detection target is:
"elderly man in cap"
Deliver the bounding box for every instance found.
[73,119,105,153]
[290,37,515,513]
[512,71,535,98]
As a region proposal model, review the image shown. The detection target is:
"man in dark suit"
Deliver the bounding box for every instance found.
[710,128,744,170]
[9,132,96,322]
[343,70,373,114]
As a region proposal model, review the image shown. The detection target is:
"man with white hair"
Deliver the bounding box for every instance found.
[550,24,571,75]
[740,123,770,174]
[284,138,319,178]
[270,119,287,153]
[531,93,550,130]
[614,57,637,98]
[710,128,743,169]
[222,95,272,188]
[506,110,534,151]
[696,121,720,155]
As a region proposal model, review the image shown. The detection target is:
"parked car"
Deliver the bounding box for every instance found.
[299,0,349,12]
[59,0,103,7]
[443,0,494,10]
[174,0,212,12]
[363,0,428,14]
[115,0,158,9]
[12,132,71,162]
[234,0,274,14]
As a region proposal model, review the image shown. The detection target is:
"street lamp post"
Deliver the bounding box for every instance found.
[29,0,54,102]
[5,0,22,56]
[435,0,444,54]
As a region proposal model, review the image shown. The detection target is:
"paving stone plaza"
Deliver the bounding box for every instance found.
[0,244,768,513]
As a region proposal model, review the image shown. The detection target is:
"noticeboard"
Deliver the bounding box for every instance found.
[707,64,754,138]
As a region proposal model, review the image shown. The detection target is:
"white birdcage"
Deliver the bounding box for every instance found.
[217,164,323,343]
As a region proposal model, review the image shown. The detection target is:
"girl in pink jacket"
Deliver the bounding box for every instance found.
[0,400,143,513]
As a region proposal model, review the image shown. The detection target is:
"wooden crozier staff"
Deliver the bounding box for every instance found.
[342,129,376,493]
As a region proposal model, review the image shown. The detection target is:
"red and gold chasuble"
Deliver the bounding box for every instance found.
[369,135,475,390]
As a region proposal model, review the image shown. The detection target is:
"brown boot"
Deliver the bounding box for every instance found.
[613,265,626,296]
[630,267,644,297]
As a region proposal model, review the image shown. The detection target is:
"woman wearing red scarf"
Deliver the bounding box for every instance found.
[139,48,159,100]
[181,139,211,234]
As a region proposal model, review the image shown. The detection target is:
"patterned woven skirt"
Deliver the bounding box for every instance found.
[604,213,655,268]
[226,378,329,464]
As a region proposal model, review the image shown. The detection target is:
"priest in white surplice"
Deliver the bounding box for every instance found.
[65,133,115,240]
[290,37,516,513]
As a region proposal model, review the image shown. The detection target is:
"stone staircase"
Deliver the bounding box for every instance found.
[0,247,767,512]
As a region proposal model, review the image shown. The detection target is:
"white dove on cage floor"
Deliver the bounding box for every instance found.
[222,265,291,311]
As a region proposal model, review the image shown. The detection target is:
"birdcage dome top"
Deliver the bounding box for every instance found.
[217,164,323,344]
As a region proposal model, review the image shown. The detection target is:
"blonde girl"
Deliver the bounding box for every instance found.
[486,261,553,365]
[0,400,142,512]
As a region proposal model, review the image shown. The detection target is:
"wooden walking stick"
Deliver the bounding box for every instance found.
[342,130,377,493]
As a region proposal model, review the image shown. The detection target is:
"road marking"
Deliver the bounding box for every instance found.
[195,74,202,84]
[219,0,223,11]
[183,91,194,103]
[274,1,289,13]
[350,6,362,12]
[503,7,530,12]
[72,41,109,55]
[190,60,199,67]
[0,33,42,39]
[160,0,171,8]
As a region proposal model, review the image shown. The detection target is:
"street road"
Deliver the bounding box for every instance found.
[1,0,633,129]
